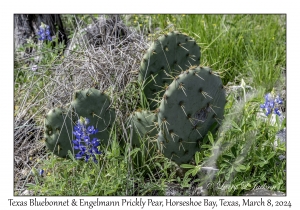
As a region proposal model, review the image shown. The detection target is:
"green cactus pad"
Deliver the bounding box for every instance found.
[157,66,226,165]
[139,31,201,110]
[128,110,158,153]
[127,110,158,167]
[44,107,75,158]
[71,88,116,146]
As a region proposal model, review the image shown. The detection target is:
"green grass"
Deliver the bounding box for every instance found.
[14,14,286,196]
[133,14,285,89]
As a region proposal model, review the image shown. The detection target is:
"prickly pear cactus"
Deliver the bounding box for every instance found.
[44,88,116,158]
[139,31,201,110]
[44,107,75,158]
[157,66,226,165]
[71,88,116,146]
[128,110,158,154]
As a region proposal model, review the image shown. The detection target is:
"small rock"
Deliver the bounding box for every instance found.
[21,190,34,196]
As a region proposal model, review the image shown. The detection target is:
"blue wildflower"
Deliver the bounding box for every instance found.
[266,107,272,116]
[264,93,271,102]
[39,169,44,176]
[37,22,52,41]
[31,65,38,71]
[260,92,283,116]
[274,108,282,116]
[73,130,83,139]
[74,124,82,132]
[91,137,100,147]
[278,155,286,161]
[72,117,101,163]
[87,126,98,135]
[274,95,283,104]
[83,135,90,143]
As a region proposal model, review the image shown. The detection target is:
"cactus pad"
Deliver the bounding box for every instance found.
[127,110,158,166]
[128,110,158,153]
[71,88,116,146]
[157,66,226,165]
[139,31,201,110]
[44,107,75,158]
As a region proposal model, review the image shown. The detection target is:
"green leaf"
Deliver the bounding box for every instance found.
[26,183,36,188]
[281,117,286,127]
[258,155,266,161]
[223,159,233,166]
[207,131,214,145]
[220,163,230,168]
[195,152,200,165]
[192,166,201,176]
[89,169,95,176]
[184,169,194,177]
[229,166,234,173]
[258,161,268,167]
[275,114,280,126]
[68,150,78,164]
[223,153,235,159]
[251,120,257,128]
[267,152,276,161]
[234,166,241,172]
[105,189,117,195]
[129,148,140,157]
[231,147,237,157]
[180,164,195,169]
[201,144,212,149]
[235,164,247,172]
[231,121,242,132]
[181,176,192,188]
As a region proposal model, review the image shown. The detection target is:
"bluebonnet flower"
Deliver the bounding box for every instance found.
[72,117,101,163]
[37,22,52,41]
[278,155,286,161]
[39,169,44,176]
[260,92,283,116]
[31,65,38,71]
